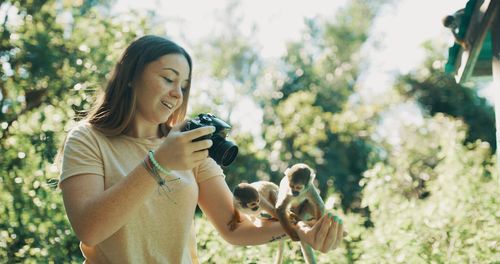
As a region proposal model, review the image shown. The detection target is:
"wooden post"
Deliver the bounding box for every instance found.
[493,5,500,184]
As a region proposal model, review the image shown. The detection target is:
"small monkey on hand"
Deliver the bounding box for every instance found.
[276,163,344,264]
[276,163,325,241]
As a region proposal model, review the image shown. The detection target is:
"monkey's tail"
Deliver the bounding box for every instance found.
[300,241,317,264]
[274,240,284,264]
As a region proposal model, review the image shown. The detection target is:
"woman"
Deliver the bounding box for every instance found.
[59,35,344,263]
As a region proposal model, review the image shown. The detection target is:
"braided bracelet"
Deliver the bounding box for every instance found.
[143,155,178,204]
[142,155,165,186]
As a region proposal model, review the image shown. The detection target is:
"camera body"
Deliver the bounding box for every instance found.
[183,113,238,166]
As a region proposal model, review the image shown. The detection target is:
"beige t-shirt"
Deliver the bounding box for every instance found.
[60,122,224,264]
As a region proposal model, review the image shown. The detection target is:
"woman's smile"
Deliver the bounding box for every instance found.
[161,100,175,110]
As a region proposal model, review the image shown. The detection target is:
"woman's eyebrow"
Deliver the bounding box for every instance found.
[163,67,179,75]
[162,67,189,81]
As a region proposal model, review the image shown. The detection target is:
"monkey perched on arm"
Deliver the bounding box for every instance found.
[228,181,284,264]
[228,181,280,230]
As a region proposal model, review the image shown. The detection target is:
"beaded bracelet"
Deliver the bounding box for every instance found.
[148,150,171,176]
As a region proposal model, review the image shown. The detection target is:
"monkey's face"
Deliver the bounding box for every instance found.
[236,198,261,216]
[289,183,305,197]
[285,163,314,196]
[233,183,261,216]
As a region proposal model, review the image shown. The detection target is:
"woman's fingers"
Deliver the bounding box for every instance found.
[320,215,338,252]
[183,126,215,142]
[297,213,346,252]
[332,221,343,250]
[314,214,332,246]
[192,149,210,161]
[317,214,345,252]
[191,139,213,152]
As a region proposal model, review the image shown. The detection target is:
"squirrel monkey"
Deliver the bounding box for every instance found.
[228,181,280,230]
[228,181,284,264]
[276,163,325,264]
[276,163,325,241]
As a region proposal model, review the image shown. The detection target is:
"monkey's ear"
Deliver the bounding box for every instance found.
[233,184,242,194]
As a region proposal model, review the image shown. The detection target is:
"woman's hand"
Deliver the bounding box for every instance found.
[154,122,215,170]
[295,213,344,253]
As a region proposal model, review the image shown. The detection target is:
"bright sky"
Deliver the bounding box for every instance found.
[361,0,467,98]
[360,0,468,145]
[113,0,466,61]
[112,0,468,139]
[112,0,348,58]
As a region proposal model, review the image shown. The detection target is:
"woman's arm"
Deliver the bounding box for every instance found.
[197,177,343,251]
[60,165,158,246]
[61,125,215,246]
[197,176,286,246]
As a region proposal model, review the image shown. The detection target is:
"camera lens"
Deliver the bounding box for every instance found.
[210,137,238,166]
[220,142,238,166]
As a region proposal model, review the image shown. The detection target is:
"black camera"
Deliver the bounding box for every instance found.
[183,113,238,166]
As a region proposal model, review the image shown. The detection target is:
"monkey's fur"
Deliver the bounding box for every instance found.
[228,181,280,230]
[276,163,325,264]
[229,181,284,263]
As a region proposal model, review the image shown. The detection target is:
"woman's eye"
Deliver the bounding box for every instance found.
[163,77,173,83]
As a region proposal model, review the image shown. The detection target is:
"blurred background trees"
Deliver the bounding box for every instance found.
[0,0,150,261]
[1,0,499,263]
[259,0,382,214]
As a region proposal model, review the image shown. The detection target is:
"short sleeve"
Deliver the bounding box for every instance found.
[59,123,104,184]
[193,158,225,183]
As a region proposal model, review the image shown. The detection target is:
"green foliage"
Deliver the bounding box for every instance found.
[223,132,273,190]
[0,0,152,261]
[193,114,500,263]
[395,41,496,150]
[195,214,350,264]
[359,115,500,263]
[396,71,496,150]
[260,0,381,212]
[189,0,269,189]
[2,0,500,262]
[273,91,330,163]
[399,72,496,150]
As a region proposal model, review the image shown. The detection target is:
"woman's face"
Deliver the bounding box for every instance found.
[133,54,190,129]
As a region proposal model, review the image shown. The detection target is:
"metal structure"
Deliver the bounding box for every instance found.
[444,0,499,180]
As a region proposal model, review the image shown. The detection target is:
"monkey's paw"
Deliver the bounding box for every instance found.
[289,212,300,224]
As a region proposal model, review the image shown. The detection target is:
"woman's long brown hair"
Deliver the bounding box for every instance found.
[86,35,193,136]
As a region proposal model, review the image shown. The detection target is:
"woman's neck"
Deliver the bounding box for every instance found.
[125,123,164,139]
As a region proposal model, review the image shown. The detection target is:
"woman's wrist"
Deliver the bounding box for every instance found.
[148,150,171,176]
[142,153,163,185]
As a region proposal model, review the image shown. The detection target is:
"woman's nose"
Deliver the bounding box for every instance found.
[169,83,182,98]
